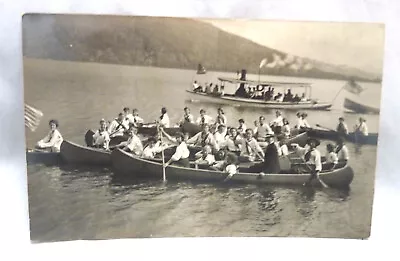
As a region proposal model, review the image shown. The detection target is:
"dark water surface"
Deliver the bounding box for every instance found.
[25,58,379,241]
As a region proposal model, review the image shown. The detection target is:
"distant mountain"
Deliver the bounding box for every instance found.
[22,14,381,82]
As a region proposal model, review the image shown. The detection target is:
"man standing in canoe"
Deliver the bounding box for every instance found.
[92,119,110,150]
[292,138,329,188]
[336,117,349,136]
[108,113,129,138]
[36,119,64,152]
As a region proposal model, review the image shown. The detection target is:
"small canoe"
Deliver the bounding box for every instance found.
[344,98,380,114]
[60,140,111,166]
[306,128,378,145]
[111,149,354,188]
[26,149,62,166]
[186,90,332,110]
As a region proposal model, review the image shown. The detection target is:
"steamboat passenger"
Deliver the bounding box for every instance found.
[193,81,203,92]
[36,119,64,152]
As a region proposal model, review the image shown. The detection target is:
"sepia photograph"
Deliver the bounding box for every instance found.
[23,13,384,242]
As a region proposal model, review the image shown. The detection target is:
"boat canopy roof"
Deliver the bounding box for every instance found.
[218,77,312,87]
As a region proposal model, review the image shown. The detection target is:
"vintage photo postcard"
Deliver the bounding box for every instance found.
[23,14,384,243]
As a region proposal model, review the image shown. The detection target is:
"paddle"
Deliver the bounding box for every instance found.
[315,124,336,132]
[157,124,167,182]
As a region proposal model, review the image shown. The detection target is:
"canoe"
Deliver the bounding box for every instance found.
[60,140,111,165]
[111,149,354,188]
[26,150,62,166]
[138,122,201,137]
[306,128,378,145]
[186,90,332,110]
[344,98,380,114]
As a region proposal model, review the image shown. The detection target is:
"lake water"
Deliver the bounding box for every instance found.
[24,58,380,242]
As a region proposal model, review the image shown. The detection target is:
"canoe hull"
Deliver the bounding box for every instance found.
[186,90,332,110]
[344,98,380,114]
[60,141,111,165]
[307,129,378,145]
[26,151,62,166]
[111,149,354,188]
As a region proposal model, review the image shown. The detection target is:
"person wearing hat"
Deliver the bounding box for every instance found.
[142,136,163,159]
[336,117,349,136]
[292,138,329,188]
[92,119,111,150]
[36,119,64,152]
[335,136,349,163]
[113,125,144,156]
[196,109,213,126]
[164,131,190,168]
[158,107,170,128]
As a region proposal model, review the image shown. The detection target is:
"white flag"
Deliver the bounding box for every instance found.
[259,58,268,68]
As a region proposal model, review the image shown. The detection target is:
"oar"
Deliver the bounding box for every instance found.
[315,124,336,132]
[157,124,167,182]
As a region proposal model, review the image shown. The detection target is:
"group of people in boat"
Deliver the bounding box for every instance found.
[34,105,367,187]
[192,80,308,103]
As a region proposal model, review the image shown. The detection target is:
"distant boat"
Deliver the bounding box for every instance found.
[197,64,206,74]
[344,97,380,114]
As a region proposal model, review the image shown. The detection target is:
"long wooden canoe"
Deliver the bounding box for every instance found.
[186,90,332,110]
[344,98,380,114]
[111,149,354,188]
[26,150,62,166]
[306,128,378,145]
[60,140,111,165]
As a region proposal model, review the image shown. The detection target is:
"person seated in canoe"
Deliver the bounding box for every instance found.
[251,134,281,174]
[196,109,213,126]
[179,107,195,126]
[294,112,304,130]
[237,119,247,134]
[35,119,64,152]
[336,117,349,136]
[225,127,243,153]
[216,107,227,127]
[292,138,329,188]
[193,81,202,92]
[270,110,284,131]
[276,134,289,157]
[142,137,163,159]
[132,108,145,127]
[223,153,240,181]
[157,107,170,128]
[255,116,274,142]
[335,136,349,163]
[108,113,129,138]
[282,118,291,138]
[92,119,111,150]
[299,112,311,129]
[194,145,216,169]
[123,107,135,126]
[253,120,259,134]
[113,126,144,156]
[239,129,265,162]
[187,123,219,153]
[214,124,227,150]
[354,117,369,137]
[324,143,338,170]
[164,132,190,168]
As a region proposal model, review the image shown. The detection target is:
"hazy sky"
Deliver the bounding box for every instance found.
[202,19,385,75]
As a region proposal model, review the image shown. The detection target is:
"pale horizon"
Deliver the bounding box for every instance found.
[201,18,385,76]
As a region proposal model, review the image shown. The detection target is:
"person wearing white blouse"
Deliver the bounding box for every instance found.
[196,109,213,126]
[158,107,170,128]
[36,119,64,152]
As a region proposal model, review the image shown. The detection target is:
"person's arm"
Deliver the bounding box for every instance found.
[186,133,199,145]
[41,130,59,147]
[165,144,182,166]
[254,141,265,159]
[160,128,177,144]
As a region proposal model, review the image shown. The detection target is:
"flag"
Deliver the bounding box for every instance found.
[25,104,43,132]
[259,58,268,68]
[343,80,364,95]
